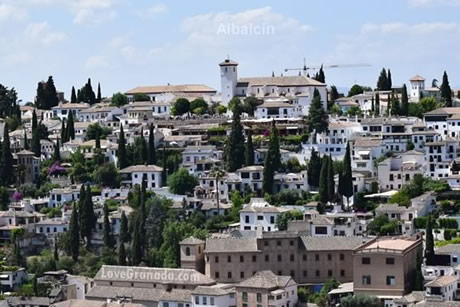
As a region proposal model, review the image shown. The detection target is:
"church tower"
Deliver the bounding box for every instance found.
[409,75,425,102]
[219,58,238,106]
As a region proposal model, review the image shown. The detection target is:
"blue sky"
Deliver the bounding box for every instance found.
[2,0,460,102]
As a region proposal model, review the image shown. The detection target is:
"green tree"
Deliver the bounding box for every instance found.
[330,85,340,102]
[31,110,41,158]
[226,102,245,171]
[172,98,190,115]
[318,156,329,208]
[307,89,328,143]
[348,84,364,97]
[276,210,303,231]
[327,155,335,201]
[167,168,198,195]
[243,96,261,117]
[60,119,67,143]
[80,185,96,243]
[111,93,128,107]
[401,83,409,116]
[0,124,13,186]
[307,149,321,189]
[118,242,126,265]
[387,69,392,90]
[53,138,61,162]
[66,111,75,140]
[97,83,102,102]
[148,124,156,165]
[93,163,120,188]
[0,187,9,210]
[117,125,128,169]
[413,252,424,291]
[440,71,453,107]
[425,214,435,265]
[190,98,208,114]
[86,123,112,140]
[375,93,380,116]
[131,217,142,265]
[69,205,80,262]
[341,294,380,307]
[145,196,169,249]
[376,68,388,90]
[342,142,354,209]
[133,93,150,101]
[103,203,114,248]
[262,121,281,195]
[70,86,77,104]
[119,211,130,243]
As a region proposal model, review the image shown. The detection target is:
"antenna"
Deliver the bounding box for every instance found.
[285,59,371,76]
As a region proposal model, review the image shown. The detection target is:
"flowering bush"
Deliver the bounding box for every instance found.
[48,161,67,176]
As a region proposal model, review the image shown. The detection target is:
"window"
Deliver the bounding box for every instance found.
[362,275,371,285]
[315,254,319,261]
[386,276,395,286]
[290,240,294,246]
[210,297,214,305]
[245,216,249,223]
[215,256,219,263]
[240,255,244,262]
[362,257,371,264]
[290,254,294,261]
[185,247,190,256]
[257,215,263,220]
[303,254,307,261]
[215,272,219,279]
[340,253,345,261]
[328,254,332,261]
[227,256,231,263]
[203,297,207,305]
[264,241,269,247]
[240,272,244,278]
[252,255,257,262]
[277,240,281,246]
[257,293,262,303]
[278,255,282,261]
[341,270,345,277]
[242,292,248,302]
[386,258,395,265]
[227,272,232,278]
[315,270,320,277]
[270,216,275,224]
[328,270,332,277]
[195,296,199,304]
[265,255,269,262]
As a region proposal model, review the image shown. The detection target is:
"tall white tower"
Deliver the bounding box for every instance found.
[219,58,238,106]
[409,75,425,102]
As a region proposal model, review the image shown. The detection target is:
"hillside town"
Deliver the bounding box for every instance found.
[0,56,458,307]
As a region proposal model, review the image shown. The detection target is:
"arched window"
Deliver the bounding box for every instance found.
[185,247,191,256]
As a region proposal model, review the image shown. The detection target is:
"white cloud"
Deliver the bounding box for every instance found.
[85,55,110,69]
[138,3,167,18]
[24,22,66,45]
[0,4,27,22]
[408,0,460,7]
[361,22,460,34]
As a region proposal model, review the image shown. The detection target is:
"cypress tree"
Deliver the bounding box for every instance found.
[377,68,388,90]
[245,129,254,166]
[318,156,329,209]
[387,69,392,90]
[35,82,46,109]
[103,203,114,248]
[80,185,95,243]
[120,211,130,243]
[97,83,102,102]
[118,242,127,266]
[69,204,80,262]
[390,93,400,116]
[131,218,142,265]
[95,129,101,149]
[307,88,328,143]
[425,215,435,265]
[375,94,380,116]
[54,240,59,262]
[338,171,345,197]
[0,124,13,186]
[327,155,335,202]
[45,76,59,109]
[371,96,375,114]
[307,149,322,189]
[262,121,281,195]
[71,86,77,104]
[53,138,61,162]
[226,101,245,171]
[66,111,75,140]
[413,253,424,291]
[317,65,325,83]
[140,128,148,164]
[148,124,156,165]
[31,110,41,157]
[440,71,453,107]
[343,142,354,210]
[23,130,29,150]
[60,119,67,143]
[401,84,409,116]
[117,125,127,169]
[161,145,167,185]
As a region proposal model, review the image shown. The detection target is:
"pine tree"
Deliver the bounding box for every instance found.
[318,156,329,210]
[118,125,127,169]
[307,89,328,143]
[131,217,142,265]
[377,68,388,90]
[226,101,245,171]
[262,121,281,195]
[53,138,61,162]
[375,94,380,116]
[387,69,392,90]
[343,142,354,210]
[103,203,114,248]
[118,242,127,266]
[66,111,75,140]
[148,124,156,165]
[327,155,335,202]
[71,86,77,104]
[97,83,102,103]
[69,204,80,262]
[307,149,322,189]
[120,211,130,243]
[440,71,453,107]
[245,129,254,166]
[45,76,59,109]
[425,215,435,265]
[0,124,13,186]
[401,84,409,116]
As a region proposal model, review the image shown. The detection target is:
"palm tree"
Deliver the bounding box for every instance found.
[210,167,226,213]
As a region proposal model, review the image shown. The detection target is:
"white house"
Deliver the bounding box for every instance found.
[119,165,163,190]
[192,286,235,307]
[51,102,90,121]
[0,268,27,291]
[48,186,81,208]
[425,275,458,302]
[239,198,289,232]
[35,218,69,236]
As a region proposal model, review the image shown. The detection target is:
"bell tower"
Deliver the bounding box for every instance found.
[219,58,238,107]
